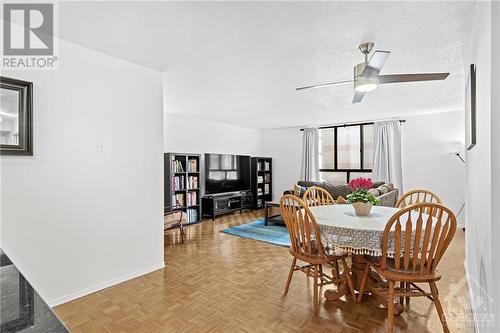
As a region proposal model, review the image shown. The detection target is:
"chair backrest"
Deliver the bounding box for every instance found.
[381,202,457,276]
[279,194,326,262]
[396,189,441,216]
[303,186,335,207]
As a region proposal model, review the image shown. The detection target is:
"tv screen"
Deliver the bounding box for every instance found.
[205,154,250,194]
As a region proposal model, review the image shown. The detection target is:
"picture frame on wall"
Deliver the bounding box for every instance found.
[465,64,476,150]
[0,76,33,155]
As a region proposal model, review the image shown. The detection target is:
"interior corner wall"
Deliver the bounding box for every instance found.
[261,127,302,200]
[163,113,262,156]
[489,1,499,331]
[0,39,165,306]
[401,110,466,226]
[464,2,493,332]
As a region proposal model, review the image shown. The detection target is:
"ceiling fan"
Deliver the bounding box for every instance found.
[296,42,450,104]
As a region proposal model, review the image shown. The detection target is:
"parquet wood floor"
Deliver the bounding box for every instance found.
[55,210,473,333]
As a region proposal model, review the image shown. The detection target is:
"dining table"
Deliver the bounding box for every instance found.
[310,204,406,314]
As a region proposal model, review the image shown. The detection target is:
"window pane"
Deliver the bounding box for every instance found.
[319,129,334,169]
[349,172,372,182]
[337,126,360,169]
[363,125,374,169]
[320,172,347,185]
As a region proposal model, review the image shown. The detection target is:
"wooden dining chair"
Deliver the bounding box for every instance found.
[396,189,441,215]
[279,195,355,315]
[164,204,187,243]
[357,202,457,333]
[303,186,335,207]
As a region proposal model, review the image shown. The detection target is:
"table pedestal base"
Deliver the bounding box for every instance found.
[324,254,404,315]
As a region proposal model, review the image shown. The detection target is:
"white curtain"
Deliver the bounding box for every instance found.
[372,120,403,192]
[301,127,320,181]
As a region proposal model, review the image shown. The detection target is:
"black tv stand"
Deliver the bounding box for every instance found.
[202,191,253,220]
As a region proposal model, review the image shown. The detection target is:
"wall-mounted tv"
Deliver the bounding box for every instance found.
[205,154,251,194]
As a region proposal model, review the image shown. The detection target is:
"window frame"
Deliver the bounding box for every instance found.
[319,122,373,183]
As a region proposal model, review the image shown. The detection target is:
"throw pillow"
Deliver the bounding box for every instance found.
[368,188,380,197]
[336,195,347,204]
[294,184,307,197]
[377,184,390,194]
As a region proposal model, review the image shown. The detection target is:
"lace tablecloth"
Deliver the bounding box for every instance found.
[311,205,402,256]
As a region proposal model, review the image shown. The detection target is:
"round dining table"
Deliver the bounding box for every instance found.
[309,204,405,313]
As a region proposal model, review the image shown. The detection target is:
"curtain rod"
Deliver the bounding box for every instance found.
[299,119,406,131]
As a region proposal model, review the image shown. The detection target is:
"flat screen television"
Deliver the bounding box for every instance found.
[205,154,251,194]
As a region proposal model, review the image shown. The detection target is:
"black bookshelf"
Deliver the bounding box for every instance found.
[251,157,272,209]
[164,153,201,224]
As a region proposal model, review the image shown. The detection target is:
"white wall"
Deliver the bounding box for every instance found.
[261,127,302,200]
[401,111,465,226]
[164,113,262,156]
[464,2,493,331]
[261,111,466,224]
[490,3,500,331]
[0,39,165,306]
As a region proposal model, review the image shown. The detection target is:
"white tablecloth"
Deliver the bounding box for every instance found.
[310,205,402,256]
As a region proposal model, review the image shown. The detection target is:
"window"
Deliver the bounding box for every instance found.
[319,124,374,184]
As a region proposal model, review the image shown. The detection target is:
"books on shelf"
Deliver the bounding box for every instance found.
[264,184,270,195]
[264,173,271,183]
[257,198,263,207]
[257,188,263,196]
[172,193,185,207]
[187,159,198,172]
[172,175,185,191]
[257,160,271,171]
[187,208,198,223]
[186,191,197,206]
[187,175,198,189]
[257,175,263,183]
[171,158,184,172]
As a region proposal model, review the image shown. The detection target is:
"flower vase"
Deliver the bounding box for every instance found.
[352,202,373,216]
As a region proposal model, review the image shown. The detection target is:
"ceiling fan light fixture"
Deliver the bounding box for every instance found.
[354,76,378,92]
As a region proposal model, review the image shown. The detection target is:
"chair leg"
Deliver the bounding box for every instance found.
[399,281,405,305]
[341,258,356,300]
[387,280,395,333]
[430,281,449,333]
[313,265,319,315]
[405,282,411,305]
[333,260,340,280]
[179,225,185,243]
[284,257,296,295]
[357,264,370,303]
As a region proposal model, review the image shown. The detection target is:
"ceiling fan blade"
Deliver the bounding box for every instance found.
[352,90,366,104]
[296,80,353,91]
[362,50,391,77]
[378,73,450,84]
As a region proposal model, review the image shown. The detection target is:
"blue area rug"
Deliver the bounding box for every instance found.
[221,218,291,247]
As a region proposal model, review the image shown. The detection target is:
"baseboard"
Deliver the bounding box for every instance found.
[464,260,479,333]
[47,261,165,307]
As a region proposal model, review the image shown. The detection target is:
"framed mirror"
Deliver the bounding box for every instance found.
[0,77,33,155]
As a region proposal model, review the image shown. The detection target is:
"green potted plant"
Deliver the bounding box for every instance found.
[347,177,380,216]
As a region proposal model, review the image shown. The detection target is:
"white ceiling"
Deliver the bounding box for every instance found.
[59,1,475,129]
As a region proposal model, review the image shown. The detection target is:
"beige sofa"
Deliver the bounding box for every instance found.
[287,180,399,207]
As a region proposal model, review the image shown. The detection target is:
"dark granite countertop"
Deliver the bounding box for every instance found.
[1,249,68,333]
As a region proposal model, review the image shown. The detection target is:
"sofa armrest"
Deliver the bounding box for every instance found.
[378,189,399,207]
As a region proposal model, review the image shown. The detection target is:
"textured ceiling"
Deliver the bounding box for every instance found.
[58,1,475,129]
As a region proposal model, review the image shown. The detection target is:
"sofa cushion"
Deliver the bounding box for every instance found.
[372,181,386,188]
[368,188,380,197]
[293,184,307,197]
[323,183,351,199]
